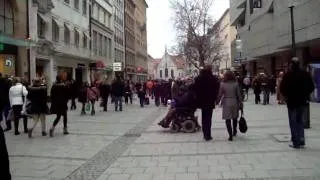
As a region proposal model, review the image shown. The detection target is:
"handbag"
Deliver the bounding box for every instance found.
[239,109,248,133]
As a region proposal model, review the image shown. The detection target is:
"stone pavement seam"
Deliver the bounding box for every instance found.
[10,155,88,161]
[63,108,164,180]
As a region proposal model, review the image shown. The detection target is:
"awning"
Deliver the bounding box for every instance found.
[0,34,36,47]
[37,13,50,24]
[52,18,63,27]
[231,8,245,26]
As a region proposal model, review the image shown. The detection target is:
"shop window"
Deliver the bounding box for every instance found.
[171,69,174,79]
[0,0,14,35]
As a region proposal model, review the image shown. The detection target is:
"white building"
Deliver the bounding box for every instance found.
[155,50,186,80]
[29,0,92,88]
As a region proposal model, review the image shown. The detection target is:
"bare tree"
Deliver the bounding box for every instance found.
[170,0,224,69]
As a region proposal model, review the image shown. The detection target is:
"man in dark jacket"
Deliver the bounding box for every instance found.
[49,76,70,137]
[100,79,111,111]
[0,75,11,131]
[194,65,220,141]
[280,59,314,149]
[112,76,125,111]
[0,125,11,180]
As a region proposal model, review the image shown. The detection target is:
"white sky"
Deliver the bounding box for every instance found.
[146,0,230,59]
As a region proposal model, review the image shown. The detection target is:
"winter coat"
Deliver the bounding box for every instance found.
[9,83,28,107]
[87,87,99,101]
[27,86,48,114]
[280,69,314,108]
[253,79,261,94]
[171,81,180,100]
[78,86,88,103]
[112,80,125,97]
[50,83,69,114]
[219,82,242,120]
[194,71,220,109]
[0,77,10,109]
[100,83,111,99]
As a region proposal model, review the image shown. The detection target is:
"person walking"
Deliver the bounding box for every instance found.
[280,59,314,149]
[49,76,70,137]
[78,82,88,115]
[153,81,161,106]
[261,73,270,105]
[137,86,146,107]
[194,65,220,141]
[111,76,125,111]
[27,78,48,138]
[0,125,11,180]
[218,71,243,141]
[100,79,111,111]
[124,82,133,104]
[87,84,99,115]
[252,76,261,104]
[9,77,28,135]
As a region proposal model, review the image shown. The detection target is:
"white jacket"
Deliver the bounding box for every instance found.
[9,83,28,107]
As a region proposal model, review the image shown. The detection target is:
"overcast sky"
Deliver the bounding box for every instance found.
[146,0,230,59]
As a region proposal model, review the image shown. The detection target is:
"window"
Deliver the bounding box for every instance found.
[37,15,46,38]
[52,20,59,42]
[64,0,70,4]
[0,0,14,35]
[82,0,87,15]
[160,70,162,78]
[250,0,262,14]
[64,24,70,44]
[92,31,97,55]
[171,69,174,78]
[104,37,108,57]
[165,68,168,78]
[74,0,79,10]
[83,33,87,48]
[74,29,79,48]
[108,38,112,59]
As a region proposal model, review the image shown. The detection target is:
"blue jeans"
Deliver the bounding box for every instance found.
[114,96,123,111]
[288,106,305,146]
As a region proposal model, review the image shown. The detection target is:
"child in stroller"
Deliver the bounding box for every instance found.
[158,84,200,133]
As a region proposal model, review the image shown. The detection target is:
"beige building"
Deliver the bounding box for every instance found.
[0,0,29,78]
[230,0,320,76]
[212,9,237,72]
[134,0,148,82]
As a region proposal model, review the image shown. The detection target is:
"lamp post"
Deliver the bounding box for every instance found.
[288,0,310,129]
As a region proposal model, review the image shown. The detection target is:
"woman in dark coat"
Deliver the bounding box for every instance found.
[253,76,261,104]
[49,76,70,137]
[27,78,48,138]
[78,82,88,115]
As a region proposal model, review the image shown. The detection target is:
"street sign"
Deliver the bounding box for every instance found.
[113,62,122,71]
[113,66,122,71]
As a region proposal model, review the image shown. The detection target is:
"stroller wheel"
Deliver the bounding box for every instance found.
[170,123,180,133]
[181,120,196,133]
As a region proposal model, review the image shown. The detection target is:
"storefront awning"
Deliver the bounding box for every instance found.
[0,34,36,47]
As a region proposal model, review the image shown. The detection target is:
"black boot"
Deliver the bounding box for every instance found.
[226,120,233,141]
[233,119,238,136]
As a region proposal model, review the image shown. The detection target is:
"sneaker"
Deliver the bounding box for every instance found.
[49,128,54,137]
[63,128,69,135]
[28,129,33,138]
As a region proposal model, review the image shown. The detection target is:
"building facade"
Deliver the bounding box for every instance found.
[230,0,320,76]
[0,0,29,78]
[29,0,92,88]
[134,0,148,82]
[90,0,114,82]
[212,9,237,72]
[113,0,125,77]
[155,50,186,80]
[124,0,136,81]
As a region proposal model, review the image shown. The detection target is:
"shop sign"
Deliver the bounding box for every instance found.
[113,62,122,71]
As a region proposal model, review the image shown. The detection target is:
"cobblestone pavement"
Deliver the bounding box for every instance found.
[4,95,320,180]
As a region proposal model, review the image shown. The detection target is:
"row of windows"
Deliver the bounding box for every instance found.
[159,69,175,79]
[125,51,135,66]
[92,30,112,59]
[64,0,87,16]
[115,49,124,62]
[125,30,135,50]
[114,27,124,46]
[50,19,88,49]
[92,2,112,28]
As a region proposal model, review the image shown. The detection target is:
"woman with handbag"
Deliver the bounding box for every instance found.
[26,78,48,138]
[9,77,28,135]
[218,71,243,141]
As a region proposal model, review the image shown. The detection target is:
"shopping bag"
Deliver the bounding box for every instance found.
[85,103,91,112]
[239,109,248,133]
